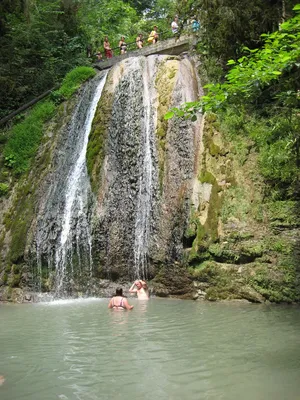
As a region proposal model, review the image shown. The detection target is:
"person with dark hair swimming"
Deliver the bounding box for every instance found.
[108,288,133,310]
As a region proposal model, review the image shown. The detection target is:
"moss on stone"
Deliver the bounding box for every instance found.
[208,243,240,263]
[86,88,114,193]
[0,174,37,267]
[5,265,11,273]
[188,260,214,278]
[9,273,21,288]
[155,60,179,192]
[267,239,292,254]
[168,68,177,80]
[266,201,299,227]
[2,273,8,284]
[247,258,300,303]
[221,186,250,224]
[208,141,221,156]
[240,243,264,259]
[0,183,9,196]
[204,180,222,242]
[192,262,243,300]
[198,170,216,185]
[227,231,254,242]
[185,109,299,304]
[152,264,193,297]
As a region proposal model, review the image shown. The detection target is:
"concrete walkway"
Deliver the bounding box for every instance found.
[94,36,194,71]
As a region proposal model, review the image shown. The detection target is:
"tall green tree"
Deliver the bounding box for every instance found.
[0,0,85,119]
[167,4,300,196]
[175,0,298,81]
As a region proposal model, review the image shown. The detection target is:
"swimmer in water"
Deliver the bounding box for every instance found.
[129,280,149,299]
[108,288,133,310]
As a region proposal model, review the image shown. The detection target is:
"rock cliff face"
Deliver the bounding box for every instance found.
[0,53,299,303]
[184,113,300,303]
[0,55,201,298]
[88,55,201,285]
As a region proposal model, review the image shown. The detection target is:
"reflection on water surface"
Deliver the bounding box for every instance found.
[0,299,300,400]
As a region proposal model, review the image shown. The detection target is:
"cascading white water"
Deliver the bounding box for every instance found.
[55,73,108,293]
[134,57,157,279]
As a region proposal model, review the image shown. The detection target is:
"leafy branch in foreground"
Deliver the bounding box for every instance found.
[165,5,300,196]
[165,4,300,120]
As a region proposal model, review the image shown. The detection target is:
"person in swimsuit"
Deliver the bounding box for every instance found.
[148,26,158,44]
[129,280,149,299]
[136,33,143,49]
[119,36,127,55]
[108,288,133,310]
[103,36,113,58]
[171,16,179,34]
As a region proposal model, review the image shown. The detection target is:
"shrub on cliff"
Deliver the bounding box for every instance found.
[3,66,96,175]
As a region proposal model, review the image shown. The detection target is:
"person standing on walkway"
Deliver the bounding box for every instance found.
[104,36,113,58]
[191,16,200,32]
[171,16,179,34]
[148,26,159,44]
[119,36,127,54]
[136,33,143,49]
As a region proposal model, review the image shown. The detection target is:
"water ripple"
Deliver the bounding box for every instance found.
[1,299,300,400]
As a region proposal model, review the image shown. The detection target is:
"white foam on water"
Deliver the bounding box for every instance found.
[40,297,105,306]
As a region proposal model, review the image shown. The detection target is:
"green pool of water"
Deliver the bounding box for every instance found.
[0,298,299,400]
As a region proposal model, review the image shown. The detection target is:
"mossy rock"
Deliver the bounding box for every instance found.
[239,243,264,262]
[152,264,193,296]
[155,59,179,192]
[247,261,300,303]
[0,183,9,196]
[198,170,216,185]
[87,87,114,192]
[266,201,298,227]
[208,141,221,157]
[208,243,240,263]
[227,231,254,243]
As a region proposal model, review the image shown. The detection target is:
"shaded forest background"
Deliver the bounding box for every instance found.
[0,0,176,120]
[1,0,298,119]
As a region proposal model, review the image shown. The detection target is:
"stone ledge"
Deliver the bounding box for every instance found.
[94,36,194,71]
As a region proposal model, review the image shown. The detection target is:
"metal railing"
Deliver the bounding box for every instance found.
[1,26,194,126]
[96,29,176,60]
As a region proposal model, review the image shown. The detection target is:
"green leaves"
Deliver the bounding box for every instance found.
[55,67,96,99]
[164,111,174,120]
[183,8,300,114]
[4,101,56,173]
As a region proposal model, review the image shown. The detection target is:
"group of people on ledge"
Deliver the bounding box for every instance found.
[93,15,200,61]
[94,15,200,62]
[97,26,160,61]
[108,279,149,310]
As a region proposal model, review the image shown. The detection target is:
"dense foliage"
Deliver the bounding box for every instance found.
[0,0,176,120]
[167,1,300,198]
[3,66,95,174]
[175,0,298,82]
[0,0,84,119]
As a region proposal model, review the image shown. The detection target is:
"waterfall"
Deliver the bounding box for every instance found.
[54,73,108,293]
[134,57,157,279]
[34,72,107,296]
[31,55,200,291]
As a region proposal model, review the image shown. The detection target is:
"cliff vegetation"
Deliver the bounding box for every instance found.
[167,1,300,302]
